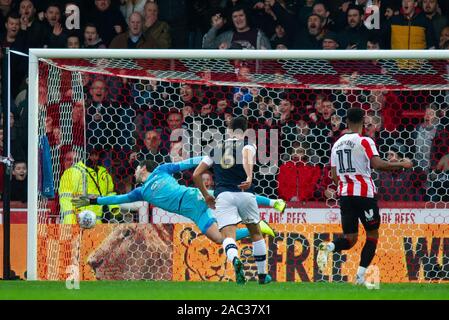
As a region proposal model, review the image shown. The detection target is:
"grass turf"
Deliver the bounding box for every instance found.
[0,281,448,300]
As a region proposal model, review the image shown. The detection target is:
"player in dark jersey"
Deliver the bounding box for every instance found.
[318,108,413,285]
[193,116,271,285]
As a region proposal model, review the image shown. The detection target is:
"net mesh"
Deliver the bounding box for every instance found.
[35,55,449,282]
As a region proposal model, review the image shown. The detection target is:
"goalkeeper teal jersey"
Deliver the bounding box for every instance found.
[95,156,273,233]
[96,157,204,215]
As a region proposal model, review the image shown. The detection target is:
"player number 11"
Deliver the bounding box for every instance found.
[336,149,356,174]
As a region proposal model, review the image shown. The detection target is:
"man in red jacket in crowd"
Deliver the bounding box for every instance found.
[277,146,321,202]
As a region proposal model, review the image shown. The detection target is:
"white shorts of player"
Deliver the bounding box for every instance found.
[215,191,260,229]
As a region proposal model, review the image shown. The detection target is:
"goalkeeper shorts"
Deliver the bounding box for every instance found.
[179,188,217,234]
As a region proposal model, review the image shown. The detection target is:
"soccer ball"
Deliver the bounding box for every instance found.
[78,210,97,229]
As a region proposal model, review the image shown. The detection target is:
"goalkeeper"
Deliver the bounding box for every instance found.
[72,157,285,243]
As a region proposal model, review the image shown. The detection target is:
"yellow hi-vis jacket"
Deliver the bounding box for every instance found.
[59,161,119,224]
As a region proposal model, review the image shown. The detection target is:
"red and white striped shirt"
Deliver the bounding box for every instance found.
[330,133,379,198]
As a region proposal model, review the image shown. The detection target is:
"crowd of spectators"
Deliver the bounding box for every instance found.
[1,0,449,210]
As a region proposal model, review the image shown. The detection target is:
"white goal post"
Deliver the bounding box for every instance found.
[27,49,449,281]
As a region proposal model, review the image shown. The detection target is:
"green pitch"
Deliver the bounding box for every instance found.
[1,281,449,300]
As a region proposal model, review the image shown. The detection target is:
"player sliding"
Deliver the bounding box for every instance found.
[318,108,413,285]
[193,117,271,285]
[72,157,285,245]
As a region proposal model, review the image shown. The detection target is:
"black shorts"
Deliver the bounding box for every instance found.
[339,196,380,234]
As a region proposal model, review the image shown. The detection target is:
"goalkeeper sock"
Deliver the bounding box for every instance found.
[360,237,378,268]
[236,228,250,241]
[332,238,351,252]
[223,237,239,263]
[255,195,272,207]
[252,239,267,275]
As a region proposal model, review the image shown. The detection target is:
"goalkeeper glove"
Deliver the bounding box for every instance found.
[72,196,98,208]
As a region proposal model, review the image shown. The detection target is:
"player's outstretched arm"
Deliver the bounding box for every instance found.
[370,156,413,172]
[158,156,204,174]
[72,187,144,207]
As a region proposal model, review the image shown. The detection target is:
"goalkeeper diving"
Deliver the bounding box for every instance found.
[72,157,286,244]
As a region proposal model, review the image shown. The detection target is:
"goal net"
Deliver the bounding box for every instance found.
[27,50,449,283]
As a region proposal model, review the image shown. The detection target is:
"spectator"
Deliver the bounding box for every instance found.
[181,104,194,119]
[366,35,381,49]
[322,31,340,49]
[215,98,232,116]
[364,113,382,140]
[178,83,202,112]
[273,98,297,157]
[427,152,449,202]
[61,147,79,172]
[265,0,300,48]
[71,101,85,146]
[83,23,107,48]
[438,25,449,49]
[429,108,449,170]
[66,33,80,48]
[18,0,46,48]
[293,13,325,49]
[295,119,314,147]
[160,110,185,153]
[306,94,325,123]
[386,0,436,49]
[422,0,447,44]
[314,164,337,202]
[202,5,271,49]
[308,99,335,165]
[202,9,231,49]
[143,0,171,49]
[248,98,274,130]
[133,129,169,164]
[59,145,120,224]
[338,4,369,49]
[85,79,135,151]
[367,90,403,132]
[110,12,156,48]
[42,2,67,48]
[329,114,346,144]
[120,0,146,21]
[312,2,336,31]
[376,147,424,201]
[280,118,316,163]
[412,104,441,169]
[270,23,290,48]
[199,103,214,118]
[383,1,400,20]
[11,160,27,203]
[1,12,28,97]
[86,0,127,47]
[277,145,321,202]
